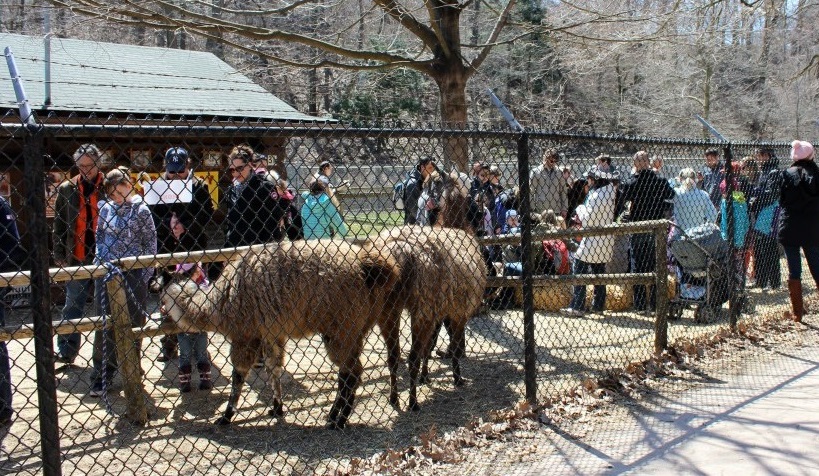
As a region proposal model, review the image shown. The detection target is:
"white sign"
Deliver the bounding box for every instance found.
[141,178,193,205]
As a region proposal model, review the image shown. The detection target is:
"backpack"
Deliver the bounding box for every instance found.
[541,239,570,275]
[392,172,415,210]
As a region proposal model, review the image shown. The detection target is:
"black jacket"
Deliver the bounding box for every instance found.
[224,174,286,247]
[778,159,819,247]
[403,169,424,225]
[149,175,213,254]
[0,197,24,273]
[750,157,782,216]
[617,169,675,222]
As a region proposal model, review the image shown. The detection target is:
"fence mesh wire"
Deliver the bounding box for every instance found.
[0,114,794,474]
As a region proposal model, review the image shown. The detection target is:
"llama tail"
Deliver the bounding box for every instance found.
[359,243,400,292]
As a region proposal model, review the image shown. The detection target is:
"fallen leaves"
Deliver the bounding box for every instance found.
[342,306,808,475]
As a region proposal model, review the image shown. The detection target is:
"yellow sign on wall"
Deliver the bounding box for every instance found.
[132,171,220,209]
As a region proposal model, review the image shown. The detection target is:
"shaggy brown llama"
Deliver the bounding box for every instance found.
[161,239,399,429]
[366,170,486,411]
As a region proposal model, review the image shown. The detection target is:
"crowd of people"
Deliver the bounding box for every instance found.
[45,142,349,401]
[483,144,817,318]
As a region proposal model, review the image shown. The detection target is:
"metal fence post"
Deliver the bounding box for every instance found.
[723,144,739,330]
[106,274,148,425]
[653,223,670,354]
[24,127,62,475]
[517,131,537,405]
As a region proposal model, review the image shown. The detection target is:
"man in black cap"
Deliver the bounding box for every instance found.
[149,146,214,362]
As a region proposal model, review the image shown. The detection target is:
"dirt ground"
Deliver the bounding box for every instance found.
[0,277,796,475]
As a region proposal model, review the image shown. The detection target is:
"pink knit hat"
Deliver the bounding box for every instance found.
[791,140,815,161]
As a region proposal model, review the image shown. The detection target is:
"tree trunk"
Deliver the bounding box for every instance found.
[428,2,474,172]
[205,0,225,59]
[434,65,469,171]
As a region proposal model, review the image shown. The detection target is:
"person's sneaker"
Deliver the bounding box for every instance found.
[88,381,104,397]
[559,307,585,317]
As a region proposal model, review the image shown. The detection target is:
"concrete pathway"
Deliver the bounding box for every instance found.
[618,345,819,475]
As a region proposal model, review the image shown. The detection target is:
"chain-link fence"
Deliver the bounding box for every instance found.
[0,114,793,474]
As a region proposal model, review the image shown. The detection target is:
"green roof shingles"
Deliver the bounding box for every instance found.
[0,33,320,121]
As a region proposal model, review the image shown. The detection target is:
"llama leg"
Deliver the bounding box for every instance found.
[265,342,286,417]
[216,341,257,425]
[379,309,402,408]
[326,338,365,430]
[408,317,435,412]
[443,318,464,359]
[447,320,467,387]
[420,319,443,384]
[327,365,362,430]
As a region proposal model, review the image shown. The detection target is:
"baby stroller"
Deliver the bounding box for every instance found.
[668,222,738,323]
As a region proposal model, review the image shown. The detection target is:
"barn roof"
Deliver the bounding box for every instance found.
[0,33,323,122]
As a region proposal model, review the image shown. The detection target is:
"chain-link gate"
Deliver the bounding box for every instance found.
[0,114,793,474]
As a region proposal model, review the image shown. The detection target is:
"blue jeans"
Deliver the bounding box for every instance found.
[783,245,819,284]
[91,272,147,384]
[570,260,606,311]
[178,332,210,368]
[0,290,12,421]
[630,233,656,311]
[56,278,97,360]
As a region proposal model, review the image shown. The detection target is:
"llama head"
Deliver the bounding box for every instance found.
[434,169,474,232]
[160,278,205,332]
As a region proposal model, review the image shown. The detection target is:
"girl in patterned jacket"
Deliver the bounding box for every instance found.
[89,168,157,397]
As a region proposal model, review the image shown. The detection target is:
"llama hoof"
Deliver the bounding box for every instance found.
[389,394,400,409]
[454,377,466,387]
[269,402,285,417]
[215,415,232,426]
[408,401,420,412]
[326,420,345,431]
[418,375,429,385]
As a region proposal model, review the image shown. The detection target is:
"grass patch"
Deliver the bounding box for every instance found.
[346,210,404,238]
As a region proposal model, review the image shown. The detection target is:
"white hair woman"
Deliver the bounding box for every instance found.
[671,167,717,237]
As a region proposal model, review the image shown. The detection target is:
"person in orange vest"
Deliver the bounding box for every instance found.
[53,144,105,365]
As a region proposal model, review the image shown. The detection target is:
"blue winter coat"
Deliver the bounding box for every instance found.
[300,192,347,240]
[719,191,750,248]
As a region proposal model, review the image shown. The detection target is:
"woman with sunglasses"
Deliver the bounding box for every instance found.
[223,144,287,248]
